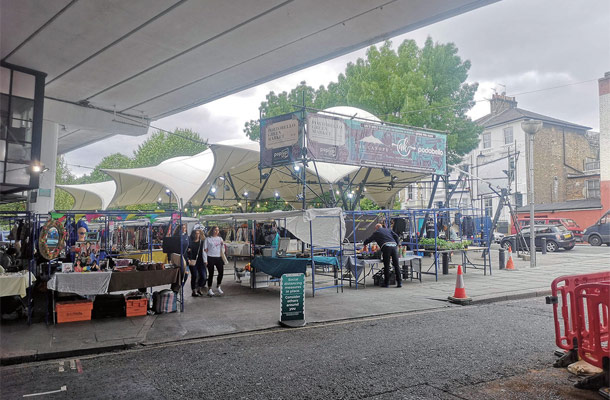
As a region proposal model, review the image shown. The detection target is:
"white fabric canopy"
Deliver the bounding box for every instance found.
[56,181,116,210]
[199,208,345,248]
[103,149,214,207]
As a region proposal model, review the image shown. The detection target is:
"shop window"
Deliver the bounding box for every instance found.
[586,180,600,199]
[503,127,513,144]
[0,64,45,196]
[482,132,491,149]
[484,197,493,217]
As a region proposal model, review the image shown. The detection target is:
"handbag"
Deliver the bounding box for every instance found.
[189,241,202,266]
[221,243,229,264]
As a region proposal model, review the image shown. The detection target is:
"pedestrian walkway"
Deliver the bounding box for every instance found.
[1,247,608,365]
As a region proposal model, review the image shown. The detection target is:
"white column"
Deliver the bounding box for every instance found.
[28,120,58,213]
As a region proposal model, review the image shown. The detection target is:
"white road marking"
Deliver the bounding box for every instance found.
[23,386,67,397]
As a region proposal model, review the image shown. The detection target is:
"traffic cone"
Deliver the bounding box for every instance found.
[506,246,515,270]
[448,265,472,305]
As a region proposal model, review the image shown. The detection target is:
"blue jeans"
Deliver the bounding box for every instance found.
[188,261,207,290]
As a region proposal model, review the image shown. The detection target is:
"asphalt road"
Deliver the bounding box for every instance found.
[1,298,600,400]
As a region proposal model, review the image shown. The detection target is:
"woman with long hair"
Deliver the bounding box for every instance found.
[204,226,225,296]
[187,228,207,297]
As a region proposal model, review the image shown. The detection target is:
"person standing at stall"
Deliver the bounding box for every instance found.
[360,224,402,288]
[204,226,225,296]
[187,227,207,297]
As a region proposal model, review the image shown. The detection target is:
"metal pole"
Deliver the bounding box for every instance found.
[522,119,542,268]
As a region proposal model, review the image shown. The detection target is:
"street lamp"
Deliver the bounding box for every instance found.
[521,119,542,268]
[243,191,249,212]
[165,188,172,208]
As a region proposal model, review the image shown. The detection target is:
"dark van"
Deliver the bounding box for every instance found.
[583,210,610,246]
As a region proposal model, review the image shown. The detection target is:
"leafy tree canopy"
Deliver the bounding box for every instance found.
[244,37,481,165]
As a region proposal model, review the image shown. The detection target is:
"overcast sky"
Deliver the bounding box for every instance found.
[64,0,610,176]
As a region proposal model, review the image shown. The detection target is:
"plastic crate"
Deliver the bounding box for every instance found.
[56,300,93,323]
[126,298,148,317]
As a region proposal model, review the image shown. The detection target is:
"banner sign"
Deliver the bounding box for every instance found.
[260,112,303,168]
[306,113,446,175]
[344,214,384,243]
[280,273,305,327]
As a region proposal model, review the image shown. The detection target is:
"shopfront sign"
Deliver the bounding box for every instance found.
[306,113,447,175]
[260,112,303,168]
[280,273,305,327]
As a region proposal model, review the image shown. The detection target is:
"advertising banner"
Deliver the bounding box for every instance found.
[306,113,446,175]
[260,112,303,168]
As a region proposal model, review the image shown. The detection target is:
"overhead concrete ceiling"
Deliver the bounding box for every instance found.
[1,0,497,152]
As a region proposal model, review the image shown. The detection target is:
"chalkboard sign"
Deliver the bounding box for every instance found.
[280,273,305,327]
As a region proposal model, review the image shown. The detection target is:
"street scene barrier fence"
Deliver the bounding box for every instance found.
[549,271,610,353]
[574,282,609,370]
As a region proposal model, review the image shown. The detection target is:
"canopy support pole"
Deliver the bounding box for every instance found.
[352,167,372,211]
[249,168,273,212]
[225,172,243,213]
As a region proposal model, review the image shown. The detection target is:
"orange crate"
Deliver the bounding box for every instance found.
[56,300,93,323]
[126,298,148,317]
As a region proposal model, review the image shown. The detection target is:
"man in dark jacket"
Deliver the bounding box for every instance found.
[361,224,402,288]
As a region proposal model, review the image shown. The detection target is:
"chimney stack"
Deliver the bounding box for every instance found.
[490,93,518,115]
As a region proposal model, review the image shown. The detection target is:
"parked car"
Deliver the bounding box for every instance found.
[511,217,583,241]
[492,231,505,243]
[501,225,576,252]
[582,210,610,246]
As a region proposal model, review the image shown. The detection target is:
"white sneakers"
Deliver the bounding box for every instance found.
[207,286,224,296]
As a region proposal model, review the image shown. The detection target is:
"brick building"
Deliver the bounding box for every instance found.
[402,92,602,233]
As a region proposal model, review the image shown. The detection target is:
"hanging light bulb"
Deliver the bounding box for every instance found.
[210,186,217,194]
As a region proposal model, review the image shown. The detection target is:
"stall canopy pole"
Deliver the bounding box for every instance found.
[250,168,273,212]
[353,167,372,211]
[225,171,243,213]
[419,174,440,238]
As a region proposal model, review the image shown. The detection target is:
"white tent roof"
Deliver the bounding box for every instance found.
[199,208,345,248]
[56,181,116,210]
[103,149,214,207]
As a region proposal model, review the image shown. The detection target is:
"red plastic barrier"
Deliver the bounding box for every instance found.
[574,282,610,369]
[549,271,610,351]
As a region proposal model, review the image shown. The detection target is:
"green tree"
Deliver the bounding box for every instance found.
[76,153,132,184]
[244,38,481,164]
[132,128,208,168]
[54,155,76,210]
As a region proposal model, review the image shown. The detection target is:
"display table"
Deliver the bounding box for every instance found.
[48,271,112,296]
[0,271,36,297]
[107,268,180,292]
[119,250,168,263]
[47,268,180,295]
[251,256,339,277]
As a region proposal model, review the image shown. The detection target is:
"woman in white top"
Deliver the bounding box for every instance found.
[204,226,225,296]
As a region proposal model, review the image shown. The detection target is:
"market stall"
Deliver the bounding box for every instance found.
[199,208,345,296]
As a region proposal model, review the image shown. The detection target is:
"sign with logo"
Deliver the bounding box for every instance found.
[280,273,305,327]
[306,113,446,175]
[260,113,303,168]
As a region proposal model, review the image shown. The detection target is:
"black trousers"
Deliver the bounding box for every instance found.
[207,256,224,287]
[381,245,401,285]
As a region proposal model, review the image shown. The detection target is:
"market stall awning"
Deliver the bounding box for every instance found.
[103,149,214,207]
[199,208,345,248]
[56,181,116,210]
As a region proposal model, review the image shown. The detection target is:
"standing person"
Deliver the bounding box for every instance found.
[360,224,402,288]
[187,228,207,297]
[204,226,225,296]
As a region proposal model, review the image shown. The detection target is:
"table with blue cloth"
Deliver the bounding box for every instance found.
[251,256,339,277]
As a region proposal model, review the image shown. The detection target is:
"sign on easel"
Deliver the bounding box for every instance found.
[280,273,306,327]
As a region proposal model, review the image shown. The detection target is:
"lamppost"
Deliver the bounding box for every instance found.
[521,119,542,268]
[243,191,249,212]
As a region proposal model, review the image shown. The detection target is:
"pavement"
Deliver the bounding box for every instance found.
[1,244,608,365]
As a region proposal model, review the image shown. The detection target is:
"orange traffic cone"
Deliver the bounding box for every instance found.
[448,265,472,305]
[506,246,515,270]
